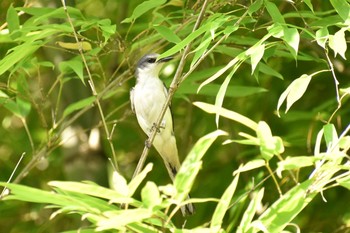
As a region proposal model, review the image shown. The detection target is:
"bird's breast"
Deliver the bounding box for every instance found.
[133,77,167,132]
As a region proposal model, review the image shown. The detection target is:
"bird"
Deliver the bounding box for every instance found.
[130,53,194,216]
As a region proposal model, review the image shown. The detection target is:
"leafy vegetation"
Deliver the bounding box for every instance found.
[1,0,350,232]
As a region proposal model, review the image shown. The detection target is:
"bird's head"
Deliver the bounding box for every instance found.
[135,53,173,79]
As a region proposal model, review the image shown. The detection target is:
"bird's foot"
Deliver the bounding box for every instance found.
[145,139,152,148]
[151,122,165,133]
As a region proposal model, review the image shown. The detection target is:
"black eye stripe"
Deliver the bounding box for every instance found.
[147,58,156,63]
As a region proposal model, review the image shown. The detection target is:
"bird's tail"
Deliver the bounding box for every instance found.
[165,161,195,216]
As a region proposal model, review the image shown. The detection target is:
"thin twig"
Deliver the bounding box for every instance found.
[132,0,210,179]
[1,152,25,197]
[61,0,119,171]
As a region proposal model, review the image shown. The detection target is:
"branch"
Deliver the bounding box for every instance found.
[132,0,210,179]
[61,0,119,171]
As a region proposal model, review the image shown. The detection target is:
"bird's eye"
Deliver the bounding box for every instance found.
[147,58,156,63]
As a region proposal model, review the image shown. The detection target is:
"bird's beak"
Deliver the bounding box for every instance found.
[157,56,173,63]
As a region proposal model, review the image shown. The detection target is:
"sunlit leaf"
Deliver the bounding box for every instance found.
[141,182,161,208]
[193,101,258,130]
[256,121,276,161]
[233,159,265,175]
[277,74,312,116]
[247,43,265,74]
[251,179,315,233]
[283,27,300,58]
[215,69,235,127]
[316,27,329,49]
[174,130,227,201]
[128,163,153,196]
[237,188,265,233]
[329,28,347,59]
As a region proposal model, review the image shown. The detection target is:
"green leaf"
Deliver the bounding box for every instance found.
[0,182,74,206]
[63,96,96,118]
[16,97,31,118]
[141,182,161,208]
[193,101,258,131]
[233,159,265,175]
[110,170,129,196]
[96,209,153,231]
[214,69,235,127]
[174,130,227,202]
[337,176,350,190]
[256,121,276,161]
[59,57,84,83]
[158,22,211,59]
[277,74,312,116]
[122,0,166,23]
[303,0,314,12]
[283,27,300,58]
[248,0,263,15]
[330,0,350,22]
[251,179,315,233]
[0,43,41,76]
[128,163,153,196]
[247,43,265,74]
[329,28,347,59]
[198,52,247,92]
[6,4,20,34]
[315,27,329,49]
[237,188,265,233]
[264,0,285,24]
[153,25,181,43]
[211,173,240,231]
[277,156,318,174]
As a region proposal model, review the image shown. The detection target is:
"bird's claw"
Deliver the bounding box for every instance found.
[151,122,165,133]
[145,139,152,148]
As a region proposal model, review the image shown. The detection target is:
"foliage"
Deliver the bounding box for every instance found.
[1,0,350,232]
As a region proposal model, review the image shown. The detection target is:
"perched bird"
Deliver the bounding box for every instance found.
[130,53,194,216]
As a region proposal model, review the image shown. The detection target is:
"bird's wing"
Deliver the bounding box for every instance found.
[130,87,135,113]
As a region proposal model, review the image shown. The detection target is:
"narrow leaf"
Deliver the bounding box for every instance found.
[211,173,240,230]
[215,69,235,127]
[330,0,350,21]
[247,43,265,74]
[237,188,265,233]
[194,102,258,131]
[63,96,96,118]
[264,0,285,24]
[277,74,312,116]
[6,4,20,33]
[251,179,315,233]
[174,130,227,201]
[153,25,181,43]
[122,0,166,23]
